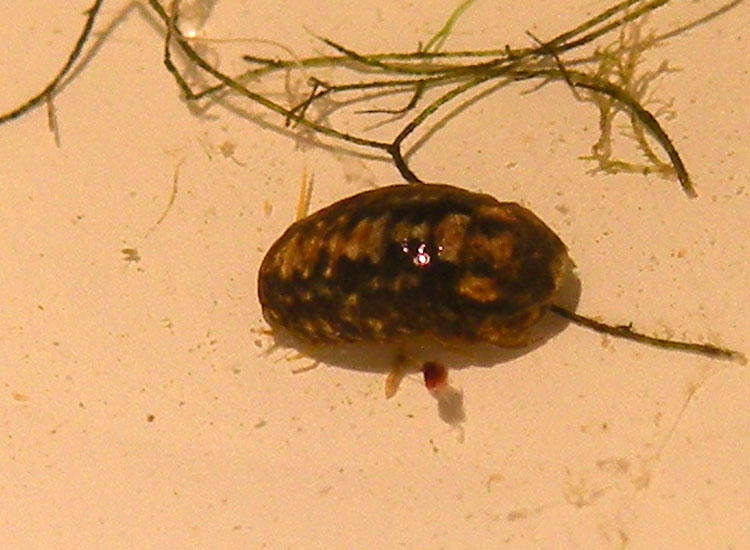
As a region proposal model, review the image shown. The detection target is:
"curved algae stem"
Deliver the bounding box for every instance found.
[0,0,105,126]
[510,67,694,197]
[565,69,693,197]
[550,305,746,364]
[627,101,677,178]
[387,75,494,179]
[355,81,426,117]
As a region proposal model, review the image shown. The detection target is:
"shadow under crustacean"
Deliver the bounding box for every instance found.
[265,260,583,381]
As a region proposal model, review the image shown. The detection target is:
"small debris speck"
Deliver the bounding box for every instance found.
[219,140,236,158]
[121,248,141,263]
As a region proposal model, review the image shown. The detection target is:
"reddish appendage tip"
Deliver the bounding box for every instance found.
[422,361,448,392]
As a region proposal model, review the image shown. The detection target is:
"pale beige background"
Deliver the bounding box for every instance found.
[1,1,749,549]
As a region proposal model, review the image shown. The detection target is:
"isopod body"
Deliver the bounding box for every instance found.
[258,183,568,347]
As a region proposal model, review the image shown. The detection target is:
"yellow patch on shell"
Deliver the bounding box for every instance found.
[457,274,501,303]
[434,213,470,263]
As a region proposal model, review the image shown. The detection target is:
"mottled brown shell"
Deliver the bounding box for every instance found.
[258,183,568,346]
